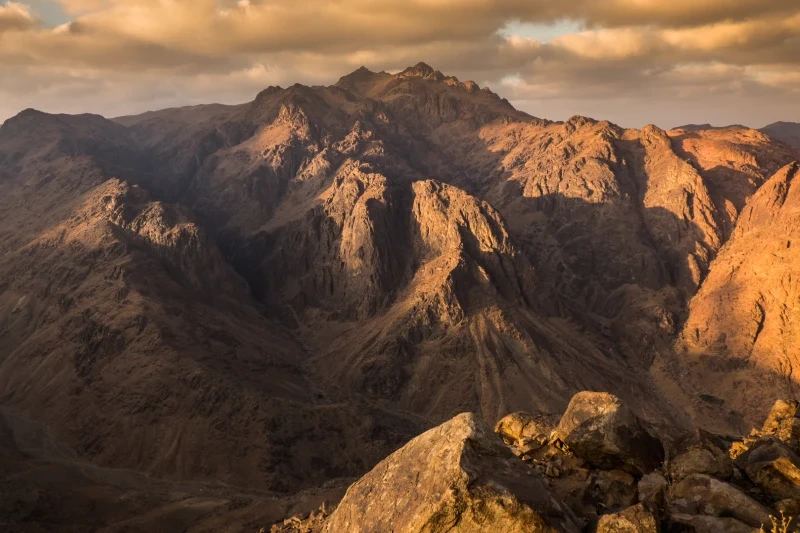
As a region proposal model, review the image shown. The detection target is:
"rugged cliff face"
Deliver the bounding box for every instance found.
[675,162,800,429]
[1,62,799,530]
[111,64,706,428]
[0,118,417,495]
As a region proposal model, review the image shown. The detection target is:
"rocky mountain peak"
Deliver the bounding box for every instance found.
[398,62,468,85]
[253,85,284,104]
[0,108,117,138]
[334,65,391,94]
[3,62,800,532]
[399,61,438,78]
[341,65,373,79]
[1,107,46,126]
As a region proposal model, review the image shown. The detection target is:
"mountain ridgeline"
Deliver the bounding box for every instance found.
[1,63,799,531]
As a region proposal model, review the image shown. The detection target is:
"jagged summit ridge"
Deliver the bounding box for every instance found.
[333,61,507,104]
[399,61,440,78]
[396,61,502,98]
[2,61,800,531]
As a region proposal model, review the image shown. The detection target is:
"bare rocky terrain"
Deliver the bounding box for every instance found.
[1,63,800,531]
[275,392,800,532]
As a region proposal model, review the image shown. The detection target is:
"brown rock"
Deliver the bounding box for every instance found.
[519,441,549,459]
[637,472,668,505]
[495,411,560,447]
[762,400,800,453]
[668,513,759,533]
[269,504,331,533]
[773,498,800,516]
[735,436,800,502]
[762,400,800,432]
[574,467,591,482]
[669,429,734,482]
[731,437,760,462]
[585,471,638,512]
[555,392,665,476]
[667,473,772,528]
[596,503,659,532]
[545,464,562,478]
[603,469,636,486]
[321,413,582,533]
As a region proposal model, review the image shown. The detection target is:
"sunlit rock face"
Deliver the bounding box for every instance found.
[0,63,799,531]
[275,391,800,532]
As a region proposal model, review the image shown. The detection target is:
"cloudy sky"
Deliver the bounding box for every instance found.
[1,0,799,128]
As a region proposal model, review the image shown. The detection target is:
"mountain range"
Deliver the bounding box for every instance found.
[761,121,800,150]
[1,62,800,531]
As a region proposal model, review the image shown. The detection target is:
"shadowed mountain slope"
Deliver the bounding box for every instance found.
[0,114,417,495]
[1,64,800,530]
[675,162,800,429]
[762,121,800,150]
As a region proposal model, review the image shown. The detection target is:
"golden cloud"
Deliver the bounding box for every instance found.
[0,1,37,31]
[0,0,798,127]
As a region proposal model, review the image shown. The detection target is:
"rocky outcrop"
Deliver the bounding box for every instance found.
[320,413,582,533]
[634,124,722,293]
[554,392,664,476]
[596,503,659,532]
[637,472,668,506]
[761,400,800,453]
[268,503,332,533]
[668,429,733,482]
[267,392,800,531]
[669,126,797,238]
[735,437,800,502]
[668,514,758,533]
[97,180,250,295]
[495,411,560,448]
[667,474,772,528]
[0,109,142,184]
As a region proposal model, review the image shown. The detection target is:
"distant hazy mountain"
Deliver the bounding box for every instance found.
[761,121,800,149]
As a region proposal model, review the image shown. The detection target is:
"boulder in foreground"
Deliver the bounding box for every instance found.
[555,392,664,476]
[761,399,800,454]
[321,412,582,533]
[734,436,800,502]
[668,513,758,533]
[667,473,771,528]
[494,411,560,447]
[596,503,659,532]
[668,429,733,482]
